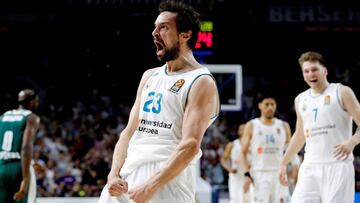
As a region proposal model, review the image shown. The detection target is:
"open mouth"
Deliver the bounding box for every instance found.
[154,40,164,54]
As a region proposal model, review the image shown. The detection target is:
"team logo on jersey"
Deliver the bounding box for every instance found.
[324,95,331,105]
[169,79,185,93]
[257,147,263,154]
[276,128,281,134]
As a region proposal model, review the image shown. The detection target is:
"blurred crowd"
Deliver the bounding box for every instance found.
[32,89,129,197]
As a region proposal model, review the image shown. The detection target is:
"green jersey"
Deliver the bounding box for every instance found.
[0,109,32,164]
[0,109,36,203]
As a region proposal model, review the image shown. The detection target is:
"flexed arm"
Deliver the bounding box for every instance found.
[333,85,360,160]
[107,69,155,196]
[128,75,219,203]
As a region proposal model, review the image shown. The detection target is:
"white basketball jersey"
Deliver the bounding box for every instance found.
[298,83,353,163]
[250,118,287,171]
[121,65,220,175]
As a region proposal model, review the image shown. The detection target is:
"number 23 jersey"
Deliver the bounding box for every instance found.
[121,65,219,175]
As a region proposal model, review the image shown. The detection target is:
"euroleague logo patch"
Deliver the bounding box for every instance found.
[169,79,185,93]
[324,95,331,105]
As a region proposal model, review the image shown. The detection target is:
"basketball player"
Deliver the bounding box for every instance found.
[279,51,360,203]
[0,89,40,203]
[241,94,292,203]
[98,1,220,202]
[220,124,250,203]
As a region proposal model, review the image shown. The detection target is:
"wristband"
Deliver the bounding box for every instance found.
[244,171,253,181]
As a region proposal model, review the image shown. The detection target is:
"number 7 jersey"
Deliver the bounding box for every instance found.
[298,83,353,164]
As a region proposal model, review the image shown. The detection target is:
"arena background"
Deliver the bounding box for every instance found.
[1,0,360,202]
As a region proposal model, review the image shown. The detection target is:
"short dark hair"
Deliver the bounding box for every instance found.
[158,0,201,49]
[257,92,277,104]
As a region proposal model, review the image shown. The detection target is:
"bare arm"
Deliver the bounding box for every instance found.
[239,122,252,173]
[220,143,234,173]
[14,114,40,201]
[239,121,253,192]
[342,85,360,143]
[283,121,292,145]
[281,96,306,165]
[289,154,301,185]
[129,75,218,199]
[333,85,360,159]
[107,68,155,196]
[279,96,306,186]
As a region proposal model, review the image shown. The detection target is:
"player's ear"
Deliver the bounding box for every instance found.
[323,67,328,76]
[180,31,192,41]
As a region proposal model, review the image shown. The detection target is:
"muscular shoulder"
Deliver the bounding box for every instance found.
[193,74,216,87]
[340,84,358,111]
[340,84,353,96]
[188,74,218,102]
[243,121,253,136]
[245,120,254,128]
[136,68,159,93]
[26,113,40,127]
[142,68,158,80]
[281,120,290,127]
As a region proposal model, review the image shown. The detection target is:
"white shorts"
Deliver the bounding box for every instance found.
[251,170,290,203]
[98,161,196,203]
[228,173,250,203]
[291,161,354,203]
[27,163,36,203]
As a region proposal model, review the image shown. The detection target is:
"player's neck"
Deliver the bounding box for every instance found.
[259,117,274,125]
[166,51,201,73]
[311,81,330,96]
[18,106,26,110]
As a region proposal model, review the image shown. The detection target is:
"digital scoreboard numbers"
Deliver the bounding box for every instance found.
[194,21,213,61]
[195,21,213,49]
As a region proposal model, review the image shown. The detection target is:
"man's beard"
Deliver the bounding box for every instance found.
[157,42,180,62]
[265,113,274,120]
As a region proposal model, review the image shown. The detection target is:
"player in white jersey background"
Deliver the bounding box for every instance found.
[98,1,220,203]
[220,124,250,203]
[279,51,360,203]
[240,94,292,203]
